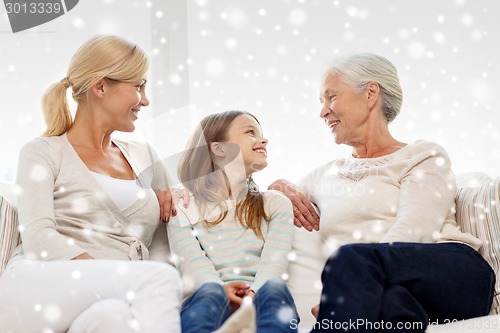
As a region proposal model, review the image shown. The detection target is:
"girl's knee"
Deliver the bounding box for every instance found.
[260,279,287,292]
[258,279,294,301]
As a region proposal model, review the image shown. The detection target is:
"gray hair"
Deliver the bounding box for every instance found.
[324,53,403,123]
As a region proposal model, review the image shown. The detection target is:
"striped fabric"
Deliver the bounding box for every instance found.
[168,191,293,295]
[0,194,20,276]
[455,177,500,314]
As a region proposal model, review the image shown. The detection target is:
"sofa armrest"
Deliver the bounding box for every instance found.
[0,189,20,276]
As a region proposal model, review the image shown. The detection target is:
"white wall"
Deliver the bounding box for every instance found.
[1,0,499,188]
[178,0,500,187]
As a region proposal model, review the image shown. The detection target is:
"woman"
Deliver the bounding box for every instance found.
[270,53,494,332]
[0,35,181,333]
[168,111,298,332]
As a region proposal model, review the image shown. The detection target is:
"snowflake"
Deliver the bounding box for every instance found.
[224,7,248,29]
[29,164,48,183]
[125,290,136,301]
[288,8,307,26]
[72,17,85,29]
[462,14,474,26]
[71,270,81,280]
[206,58,225,76]
[277,305,296,323]
[407,41,426,59]
[169,73,183,86]
[43,304,61,323]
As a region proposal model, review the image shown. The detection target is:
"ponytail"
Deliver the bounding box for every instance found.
[41,79,73,136]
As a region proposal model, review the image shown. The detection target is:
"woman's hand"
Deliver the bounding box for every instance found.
[72,253,94,260]
[156,187,191,223]
[268,179,320,231]
[223,281,252,313]
[311,304,320,319]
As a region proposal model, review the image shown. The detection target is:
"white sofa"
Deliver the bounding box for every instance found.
[1,173,499,332]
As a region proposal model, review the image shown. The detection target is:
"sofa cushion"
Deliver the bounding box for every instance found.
[455,176,500,314]
[0,193,20,276]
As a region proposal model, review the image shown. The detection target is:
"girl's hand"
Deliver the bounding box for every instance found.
[156,187,191,223]
[223,281,251,313]
[268,179,320,231]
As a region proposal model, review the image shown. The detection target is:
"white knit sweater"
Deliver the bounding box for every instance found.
[14,134,168,261]
[299,140,482,252]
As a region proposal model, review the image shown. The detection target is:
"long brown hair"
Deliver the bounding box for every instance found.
[178,111,270,239]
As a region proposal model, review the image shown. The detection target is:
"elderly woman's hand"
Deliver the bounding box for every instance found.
[155,187,191,223]
[268,179,320,231]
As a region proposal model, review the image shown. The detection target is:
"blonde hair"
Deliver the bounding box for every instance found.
[325,53,403,123]
[178,111,270,239]
[42,35,149,136]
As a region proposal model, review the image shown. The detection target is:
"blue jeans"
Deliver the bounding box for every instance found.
[181,283,230,333]
[254,279,299,333]
[181,280,299,333]
[311,243,495,333]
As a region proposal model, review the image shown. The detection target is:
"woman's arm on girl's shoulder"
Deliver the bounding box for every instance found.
[268,179,320,231]
[251,191,294,291]
[145,144,192,222]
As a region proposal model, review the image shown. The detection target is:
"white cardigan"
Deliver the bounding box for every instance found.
[14,134,169,261]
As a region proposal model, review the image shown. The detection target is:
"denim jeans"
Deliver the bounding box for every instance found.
[311,242,495,333]
[181,283,230,333]
[254,279,299,333]
[181,280,299,333]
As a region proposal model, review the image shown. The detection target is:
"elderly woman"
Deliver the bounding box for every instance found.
[270,53,494,332]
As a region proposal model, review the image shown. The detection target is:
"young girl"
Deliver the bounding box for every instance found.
[167,111,298,333]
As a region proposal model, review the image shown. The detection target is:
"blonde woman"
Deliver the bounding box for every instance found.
[168,111,298,332]
[0,35,181,333]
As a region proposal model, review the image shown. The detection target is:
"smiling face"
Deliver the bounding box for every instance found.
[223,114,268,176]
[102,78,149,132]
[319,73,371,146]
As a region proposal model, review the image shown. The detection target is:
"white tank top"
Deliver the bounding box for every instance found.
[91,172,144,211]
